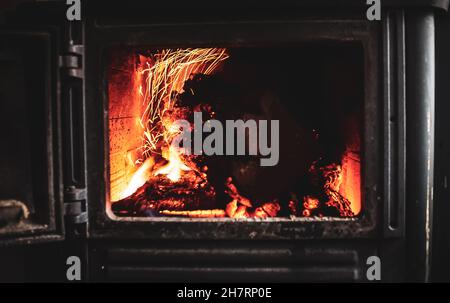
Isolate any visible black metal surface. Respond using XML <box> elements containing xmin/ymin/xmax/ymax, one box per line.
<box><xmin>85</xmin><ymin>0</ymin><xmax>450</xmax><ymax>13</ymax></box>
<box><xmin>405</xmin><ymin>11</ymin><xmax>435</xmax><ymax>282</ymax></box>
<box><xmin>432</xmin><ymin>11</ymin><xmax>450</xmax><ymax>283</ymax></box>
<box><xmin>89</xmin><ymin>240</ymin><xmax>376</xmax><ymax>282</ymax></box>
<box><xmin>383</xmin><ymin>10</ymin><xmax>406</xmax><ymax>238</ymax></box>
<box><xmin>0</xmin><ymin>0</ymin><xmax>442</xmax><ymax>282</ymax></box>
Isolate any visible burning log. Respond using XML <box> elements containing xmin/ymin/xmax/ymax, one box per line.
<box><xmin>305</xmin><ymin>161</ymin><xmax>355</xmax><ymax>217</ymax></box>
<box><xmin>260</xmin><ymin>202</ymin><xmax>281</xmax><ymax>217</ymax></box>
<box><xmin>224</xmin><ymin>177</ymin><xmax>281</xmax><ymax>218</ymax></box>
<box><xmin>301</xmin><ymin>196</ymin><xmax>320</xmax><ymax>217</ymax></box>
<box><xmin>252</xmin><ymin>202</ymin><xmax>281</xmax><ymax>219</ymax></box>
<box><xmin>225</xmin><ymin>200</ymin><xmax>249</xmax><ymax>218</ymax></box>
<box><xmin>325</xmin><ymin>191</ymin><xmax>354</xmax><ymax>217</ymax></box>
<box><xmin>224</xmin><ymin>177</ymin><xmax>252</xmax><ymax>207</ymax></box>
<box><xmin>112</xmin><ymin>158</ymin><xmax>353</xmax><ymax>218</ymax></box>
<box><xmin>111</xmin><ymin>170</ymin><xmax>216</xmax><ymax>216</ymax></box>
<box><xmin>159</xmin><ymin>209</ymin><xmax>226</xmax><ymax>218</ymax></box>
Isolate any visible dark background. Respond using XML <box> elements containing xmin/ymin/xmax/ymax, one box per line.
<box><xmin>430</xmin><ymin>14</ymin><xmax>450</xmax><ymax>283</ymax></box>
<box><xmin>0</xmin><ymin>0</ymin><xmax>449</xmax><ymax>282</ymax></box>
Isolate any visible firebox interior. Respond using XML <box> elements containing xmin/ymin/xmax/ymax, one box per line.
<box><xmin>106</xmin><ymin>43</ymin><xmax>363</xmax><ymax>220</ymax></box>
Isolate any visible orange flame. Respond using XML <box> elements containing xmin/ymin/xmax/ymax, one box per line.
<box><xmin>116</xmin><ymin>48</ymin><xmax>228</xmax><ymax>200</ymax></box>
<box><xmin>153</xmin><ymin>146</ymin><xmax>191</xmax><ymax>182</ymax></box>
<box><xmin>119</xmin><ymin>157</ymin><xmax>154</xmax><ymax>200</ymax></box>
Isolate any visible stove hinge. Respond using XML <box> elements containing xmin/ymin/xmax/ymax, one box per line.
<box><xmin>64</xmin><ymin>186</ymin><xmax>88</xmax><ymax>226</ymax></box>
<box><xmin>59</xmin><ymin>44</ymin><xmax>84</xmax><ymax>79</ymax></box>
<box><xmin>59</xmin><ymin>39</ymin><xmax>88</xmax><ymax>237</ymax></box>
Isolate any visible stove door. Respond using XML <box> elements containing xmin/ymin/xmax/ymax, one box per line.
<box><xmin>0</xmin><ymin>29</ymin><xmax>65</xmax><ymax>245</ymax></box>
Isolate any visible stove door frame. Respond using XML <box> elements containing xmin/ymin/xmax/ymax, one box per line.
<box><xmin>0</xmin><ymin>28</ymin><xmax>65</xmax><ymax>246</ymax></box>
<box><xmin>85</xmin><ymin>16</ymin><xmax>383</xmax><ymax>241</ymax></box>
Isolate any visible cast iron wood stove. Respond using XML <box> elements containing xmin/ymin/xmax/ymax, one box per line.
<box><xmin>0</xmin><ymin>0</ymin><xmax>446</xmax><ymax>282</ymax></box>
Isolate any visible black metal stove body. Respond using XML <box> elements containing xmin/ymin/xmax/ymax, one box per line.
<box><xmin>0</xmin><ymin>0</ymin><xmax>445</xmax><ymax>282</ymax></box>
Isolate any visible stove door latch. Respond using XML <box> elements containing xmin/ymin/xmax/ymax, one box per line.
<box><xmin>64</xmin><ymin>186</ymin><xmax>87</xmax><ymax>225</ymax></box>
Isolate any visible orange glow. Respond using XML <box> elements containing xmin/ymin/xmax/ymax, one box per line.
<box><xmin>118</xmin><ymin>157</ymin><xmax>154</xmax><ymax>200</ymax></box>
<box><xmin>110</xmin><ymin>48</ymin><xmax>228</xmax><ymax>202</ymax></box>
<box><xmin>339</xmin><ymin>151</ymin><xmax>361</xmax><ymax>215</ymax></box>
<box><xmin>153</xmin><ymin>146</ymin><xmax>192</xmax><ymax>182</ymax></box>
<box><xmin>303</xmin><ymin>196</ymin><xmax>319</xmax><ymax>210</ymax></box>
<box><xmin>108</xmin><ymin>47</ymin><xmax>362</xmax><ymax>219</ymax></box>
<box><xmin>129</xmin><ymin>49</ymin><xmax>227</xmax><ymax>188</ymax></box>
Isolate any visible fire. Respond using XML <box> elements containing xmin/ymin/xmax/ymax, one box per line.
<box><xmin>138</xmin><ymin>48</ymin><xmax>229</xmax><ymax>159</ymax></box>
<box><xmin>113</xmin><ymin>48</ymin><xmax>228</xmax><ymax>199</ymax></box>
<box><xmin>109</xmin><ymin>47</ymin><xmax>361</xmax><ymax>219</ymax></box>
<box><xmin>153</xmin><ymin>146</ymin><xmax>191</xmax><ymax>182</ymax></box>
<box><xmin>119</xmin><ymin>157</ymin><xmax>154</xmax><ymax>200</ymax></box>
